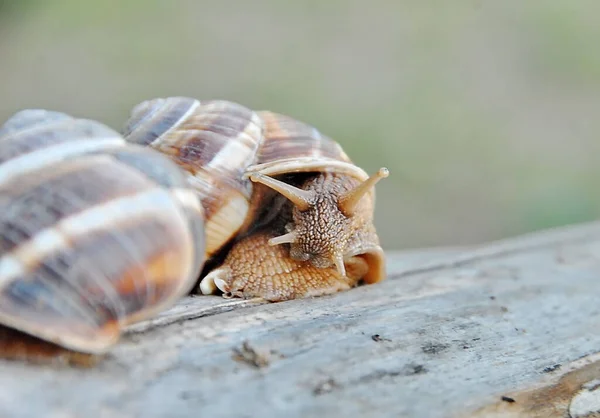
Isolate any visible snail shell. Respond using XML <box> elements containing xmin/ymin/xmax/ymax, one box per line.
<box><xmin>123</xmin><ymin>98</ymin><xmax>264</xmax><ymax>258</ymax></box>
<box><xmin>0</xmin><ymin>109</ymin><xmax>206</xmax><ymax>354</ymax></box>
<box><xmin>123</xmin><ymin>97</ymin><xmax>388</xmax><ymax>301</ymax></box>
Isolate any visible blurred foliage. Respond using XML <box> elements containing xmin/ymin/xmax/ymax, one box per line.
<box><xmin>0</xmin><ymin>0</ymin><xmax>599</xmax><ymax>250</ymax></box>
<box><xmin>0</xmin><ymin>0</ymin><xmax>39</xmax><ymax>20</ymax></box>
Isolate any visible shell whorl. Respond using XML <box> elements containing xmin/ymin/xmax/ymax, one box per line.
<box><xmin>0</xmin><ymin>109</ymin><xmax>70</xmax><ymax>135</ymax></box>
<box><xmin>256</xmin><ymin>111</ymin><xmax>352</xmax><ymax>164</ymax></box>
<box><xmin>0</xmin><ymin>110</ymin><xmax>127</xmax><ymax>187</ymax></box>
<box><xmin>123</xmin><ymin>97</ymin><xmax>264</xmax><ymax>191</ymax></box>
<box><xmin>0</xmin><ymin>109</ymin><xmax>206</xmax><ymax>353</ymax></box>
<box><xmin>123</xmin><ymin>97</ymin><xmax>265</xmax><ymax>257</ymax></box>
<box><xmin>245</xmin><ymin>111</ymin><xmax>369</xmax><ymax>182</ymax></box>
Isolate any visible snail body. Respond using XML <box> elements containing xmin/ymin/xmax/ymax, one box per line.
<box><xmin>122</xmin><ymin>97</ymin><xmax>388</xmax><ymax>301</ymax></box>
<box><xmin>0</xmin><ymin>109</ymin><xmax>205</xmax><ymax>355</ymax></box>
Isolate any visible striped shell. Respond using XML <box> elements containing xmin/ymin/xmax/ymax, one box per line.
<box><xmin>0</xmin><ymin>109</ymin><xmax>206</xmax><ymax>353</ymax></box>
<box><xmin>122</xmin><ymin>97</ymin><xmax>371</xmax><ymax>261</ymax></box>
<box><xmin>248</xmin><ymin>110</ymin><xmax>370</xmax><ymax>180</ymax></box>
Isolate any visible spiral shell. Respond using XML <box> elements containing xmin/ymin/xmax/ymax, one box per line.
<box><xmin>0</xmin><ymin>109</ymin><xmax>206</xmax><ymax>353</ymax></box>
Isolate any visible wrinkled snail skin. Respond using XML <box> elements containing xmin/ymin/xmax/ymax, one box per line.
<box><xmin>0</xmin><ymin>109</ymin><xmax>206</xmax><ymax>357</ymax></box>
<box><xmin>122</xmin><ymin>97</ymin><xmax>389</xmax><ymax>302</ymax></box>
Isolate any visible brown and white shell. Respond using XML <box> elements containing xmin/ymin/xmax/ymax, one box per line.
<box><xmin>0</xmin><ymin>109</ymin><xmax>206</xmax><ymax>354</ymax></box>
<box><xmin>123</xmin><ymin>98</ymin><xmax>265</xmax><ymax>258</ymax></box>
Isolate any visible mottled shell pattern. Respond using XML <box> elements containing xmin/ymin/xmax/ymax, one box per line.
<box><xmin>0</xmin><ymin>110</ymin><xmax>206</xmax><ymax>353</ymax></box>
<box><xmin>122</xmin><ymin>97</ymin><xmax>373</xmax><ymax>261</ymax></box>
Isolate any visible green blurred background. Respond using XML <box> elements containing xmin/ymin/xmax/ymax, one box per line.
<box><xmin>1</xmin><ymin>0</ymin><xmax>599</xmax><ymax>251</ymax></box>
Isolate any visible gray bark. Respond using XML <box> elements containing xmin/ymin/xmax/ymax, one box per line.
<box><xmin>2</xmin><ymin>222</ymin><xmax>600</xmax><ymax>418</ymax></box>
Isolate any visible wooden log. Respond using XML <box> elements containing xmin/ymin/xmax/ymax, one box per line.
<box><xmin>1</xmin><ymin>221</ymin><xmax>600</xmax><ymax>418</ymax></box>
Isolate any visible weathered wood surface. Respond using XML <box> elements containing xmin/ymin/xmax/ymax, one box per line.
<box><xmin>1</xmin><ymin>221</ymin><xmax>600</xmax><ymax>418</ymax></box>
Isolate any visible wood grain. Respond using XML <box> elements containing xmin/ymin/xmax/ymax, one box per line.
<box><xmin>1</xmin><ymin>221</ymin><xmax>600</xmax><ymax>418</ymax></box>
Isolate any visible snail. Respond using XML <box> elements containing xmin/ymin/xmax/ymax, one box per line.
<box><xmin>0</xmin><ymin>97</ymin><xmax>388</xmax><ymax>364</ymax></box>
<box><xmin>122</xmin><ymin>97</ymin><xmax>389</xmax><ymax>302</ymax></box>
<box><xmin>0</xmin><ymin>108</ymin><xmax>206</xmax><ymax>363</ymax></box>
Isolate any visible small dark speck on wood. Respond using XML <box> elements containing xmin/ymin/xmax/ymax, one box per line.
<box><xmin>232</xmin><ymin>341</ymin><xmax>271</xmax><ymax>369</ymax></box>
<box><xmin>421</xmin><ymin>342</ymin><xmax>450</xmax><ymax>355</ymax></box>
<box><xmin>409</xmin><ymin>364</ymin><xmax>427</xmax><ymax>375</ymax></box>
<box><xmin>314</xmin><ymin>378</ymin><xmax>340</xmax><ymax>396</ymax></box>
<box><xmin>543</xmin><ymin>364</ymin><xmax>561</xmax><ymax>373</ymax></box>
<box><xmin>371</xmin><ymin>334</ymin><xmax>391</xmax><ymax>342</ymax></box>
